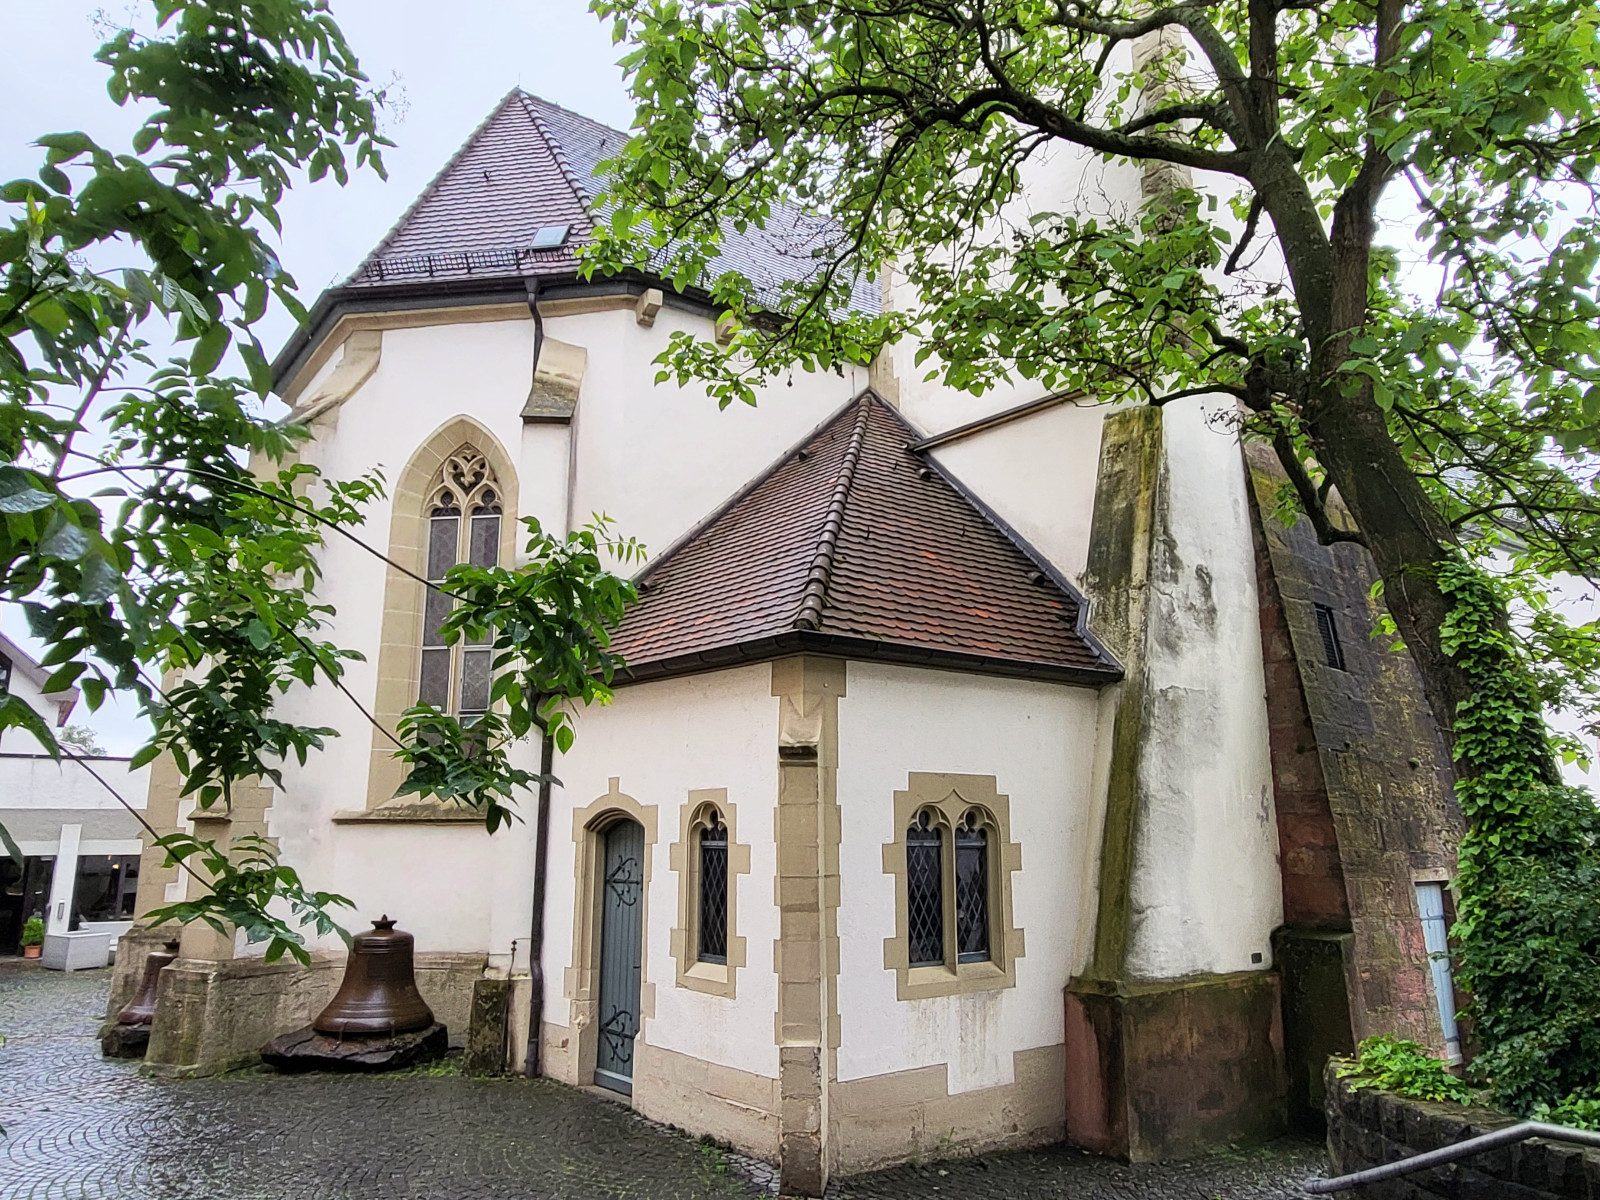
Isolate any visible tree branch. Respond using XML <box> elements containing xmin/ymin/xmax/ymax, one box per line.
<box><xmin>1225</xmin><ymin>194</ymin><xmax>1265</xmax><ymax>274</ymax></box>
<box><xmin>1114</xmin><ymin>100</ymin><xmax>1228</xmax><ymax>138</ymax></box>
<box><xmin>1272</xmin><ymin>432</ymin><xmax>1368</xmax><ymax>546</ymax></box>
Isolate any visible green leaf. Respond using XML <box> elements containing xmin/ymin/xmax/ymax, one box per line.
<box><xmin>78</xmin><ymin>553</ymin><xmax>121</xmax><ymax>604</ymax></box>
<box><xmin>0</xmin><ymin>469</ymin><xmax>54</xmax><ymax>514</ymax></box>
<box><xmin>40</xmin><ymin>522</ymin><xmax>90</xmax><ymax>561</ymax></box>
<box><xmin>189</xmin><ymin>323</ymin><xmax>231</xmax><ymax>376</ymax></box>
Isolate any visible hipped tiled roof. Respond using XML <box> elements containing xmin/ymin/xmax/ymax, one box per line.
<box><xmin>347</xmin><ymin>91</ymin><xmax>878</xmax><ymax>313</ymax></box>
<box><xmin>609</xmin><ymin>392</ymin><xmax>1121</xmax><ymax>685</ymax></box>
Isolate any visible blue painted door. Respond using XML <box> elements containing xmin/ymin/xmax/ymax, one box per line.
<box><xmin>596</xmin><ymin>819</ymin><xmax>644</xmax><ymax>1094</ymax></box>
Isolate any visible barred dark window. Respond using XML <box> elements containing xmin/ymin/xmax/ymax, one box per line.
<box><xmin>1314</xmin><ymin>603</ymin><xmax>1347</xmax><ymax>671</ymax></box>
<box><xmin>697</xmin><ymin>815</ymin><xmax>729</xmax><ymax>963</ymax></box>
<box><xmin>955</xmin><ymin>817</ymin><xmax>990</xmax><ymax>963</ymax></box>
<box><xmin>907</xmin><ymin>812</ymin><xmax>944</xmax><ymax>967</ymax></box>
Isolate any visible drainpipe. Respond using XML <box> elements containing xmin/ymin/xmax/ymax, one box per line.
<box><xmin>522</xmin><ymin>279</ymin><xmax>551</xmax><ymax>1079</ymax></box>
<box><xmin>523</xmin><ymin>720</ymin><xmax>554</xmax><ymax>1076</ymax></box>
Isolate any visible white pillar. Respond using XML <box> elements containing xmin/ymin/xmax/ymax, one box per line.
<box><xmin>45</xmin><ymin>823</ymin><xmax>81</xmax><ymax>935</ymax></box>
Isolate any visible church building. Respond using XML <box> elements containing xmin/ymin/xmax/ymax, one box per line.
<box><xmin>115</xmin><ymin>89</ymin><xmax>1465</xmax><ymax>1195</ymax></box>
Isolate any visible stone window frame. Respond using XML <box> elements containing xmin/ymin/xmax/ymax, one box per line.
<box><xmin>566</xmin><ymin>778</ymin><xmax>658</xmax><ymax>1092</ymax></box>
<box><xmin>361</xmin><ymin>417</ymin><xmax>519</xmax><ymax>814</ymax></box>
<box><xmin>668</xmin><ymin>788</ymin><xmax>750</xmax><ymax>998</ymax></box>
<box><xmin>882</xmin><ymin>773</ymin><xmax>1024</xmax><ymax>1001</ymax></box>
<box><xmin>419</xmin><ymin>446</ymin><xmax>505</xmax><ymax>718</ymax></box>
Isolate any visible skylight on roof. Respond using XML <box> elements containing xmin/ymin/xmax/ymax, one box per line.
<box><xmin>529</xmin><ymin>225</ymin><xmax>570</xmax><ymax>250</ymax></box>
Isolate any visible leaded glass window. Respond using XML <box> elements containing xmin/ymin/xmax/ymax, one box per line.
<box><xmin>419</xmin><ymin>447</ymin><xmax>501</xmax><ymax>715</ymax></box>
<box><xmin>697</xmin><ymin>814</ymin><xmax>729</xmax><ymax>963</ymax></box>
<box><xmin>955</xmin><ymin>815</ymin><xmax>991</xmax><ymax>963</ymax></box>
<box><xmin>906</xmin><ymin>811</ymin><xmax>944</xmax><ymax>967</ymax></box>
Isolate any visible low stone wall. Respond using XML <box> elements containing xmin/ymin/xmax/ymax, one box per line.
<box><xmin>1324</xmin><ymin>1061</ymin><xmax>1600</xmax><ymax>1198</ymax></box>
<box><xmin>142</xmin><ymin>950</ymin><xmax>489</xmax><ymax>1078</ymax></box>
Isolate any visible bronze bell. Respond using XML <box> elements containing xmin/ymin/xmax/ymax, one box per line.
<box><xmin>313</xmin><ymin>915</ymin><xmax>434</xmax><ymax>1036</ymax></box>
<box><xmin>117</xmin><ymin>939</ymin><xmax>180</xmax><ymax>1026</ymax></box>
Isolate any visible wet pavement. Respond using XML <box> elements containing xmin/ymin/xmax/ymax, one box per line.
<box><xmin>0</xmin><ymin>962</ymin><xmax>1328</xmax><ymax>1199</ymax></box>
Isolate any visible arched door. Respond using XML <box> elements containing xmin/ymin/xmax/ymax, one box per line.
<box><xmin>595</xmin><ymin>818</ymin><xmax>644</xmax><ymax>1094</ymax></box>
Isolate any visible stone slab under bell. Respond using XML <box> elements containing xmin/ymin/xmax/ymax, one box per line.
<box><xmin>260</xmin><ymin>1022</ymin><xmax>448</xmax><ymax>1073</ymax></box>
<box><xmin>101</xmin><ymin>1023</ymin><xmax>152</xmax><ymax>1059</ymax></box>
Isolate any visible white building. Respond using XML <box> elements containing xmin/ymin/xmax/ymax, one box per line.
<box><xmin>122</xmin><ymin>91</ymin><xmax>1465</xmax><ymax>1190</ymax></box>
<box><xmin>0</xmin><ymin>631</ymin><xmax>148</xmax><ymax>956</ymax></box>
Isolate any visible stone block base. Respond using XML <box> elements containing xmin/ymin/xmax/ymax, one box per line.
<box><xmin>142</xmin><ymin>950</ymin><xmax>488</xmax><ymax>1078</ymax></box>
<box><xmin>262</xmin><ymin>1023</ymin><xmax>448</xmax><ymax>1072</ymax></box>
<box><xmin>462</xmin><ymin>977</ymin><xmax>509</xmax><ymax>1076</ymax></box>
<box><xmin>101</xmin><ymin>1022</ymin><xmax>151</xmax><ymax>1059</ymax></box>
<box><xmin>1064</xmin><ymin>971</ymin><xmax>1285</xmax><ymax>1161</ymax></box>
<box><xmin>103</xmin><ymin>925</ymin><xmax>174</xmax><ymax>1021</ymax></box>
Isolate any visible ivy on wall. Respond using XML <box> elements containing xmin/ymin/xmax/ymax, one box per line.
<box><xmin>1438</xmin><ymin>562</ymin><xmax>1600</xmax><ymax>1115</ymax></box>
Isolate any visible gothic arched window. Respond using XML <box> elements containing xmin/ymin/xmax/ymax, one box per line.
<box><xmin>419</xmin><ymin>447</ymin><xmax>502</xmax><ymax>716</ymax></box>
<box><xmin>697</xmin><ymin>810</ymin><xmax>729</xmax><ymax>964</ymax></box>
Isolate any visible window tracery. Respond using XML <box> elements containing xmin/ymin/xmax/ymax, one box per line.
<box><xmin>420</xmin><ymin>446</ymin><xmax>502</xmax><ymax>716</ymax></box>
<box><xmin>884</xmin><ymin>774</ymin><xmax>1022</xmax><ymax>1000</ymax></box>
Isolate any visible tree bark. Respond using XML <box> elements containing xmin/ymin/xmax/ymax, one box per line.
<box><xmin>1306</xmin><ymin>379</ymin><xmax>1478</xmax><ymax>770</ymax></box>
<box><xmin>1243</xmin><ymin>126</ymin><xmax>1486</xmax><ymax>777</ymax></box>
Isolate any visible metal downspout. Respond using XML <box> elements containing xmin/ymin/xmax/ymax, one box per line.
<box><xmin>524</xmin><ymin>726</ymin><xmax>554</xmax><ymax>1077</ymax></box>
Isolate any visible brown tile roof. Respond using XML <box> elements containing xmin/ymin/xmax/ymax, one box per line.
<box><xmin>346</xmin><ymin>91</ymin><xmax>878</xmax><ymax>313</ymax></box>
<box><xmin>609</xmin><ymin>392</ymin><xmax>1121</xmax><ymax>686</ymax></box>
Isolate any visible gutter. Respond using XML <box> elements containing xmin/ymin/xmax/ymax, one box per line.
<box><xmin>271</xmin><ymin>269</ymin><xmax>741</xmax><ymax>398</ymax></box>
<box><xmin>905</xmin><ymin>389</ymin><xmax>1090</xmax><ymax>453</ymax></box>
<box><xmin>613</xmin><ymin>629</ymin><xmax>1123</xmax><ymax>689</ymax></box>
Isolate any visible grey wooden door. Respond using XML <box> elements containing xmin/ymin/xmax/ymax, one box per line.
<box><xmin>595</xmin><ymin>819</ymin><xmax>644</xmax><ymax>1095</ymax></box>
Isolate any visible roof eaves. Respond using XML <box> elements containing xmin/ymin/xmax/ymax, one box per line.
<box><xmin>614</xmin><ymin>629</ymin><xmax>1122</xmax><ymax>688</ymax></box>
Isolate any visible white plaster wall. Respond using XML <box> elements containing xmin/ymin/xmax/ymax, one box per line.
<box><xmin>0</xmin><ymin>642</ymin><xmax>69</xmax><ymax>744</ymax></box>
<box><xmin>834</xmin><ymin>662</ymin><xmax>1103</xmax><ymax>1092</ymax></box>
<box><xmin>549</xmin><ymin>305</ymin><xmax>867</xmax><ymax>567</ymax></box>
<box><xmin>1122</xmin><ymin>396</ymin><xmax>1282</xmax><ymax>979</ymax></box>
<box><xmin>0</xmin><ymin>756</ymin><xmax>150</xmax><ymax>810</ymax></box>
<box><xmin>928</xmin><ymin>400</ymin><xmax>1107</xmax><ymax>582</ymax></box>
<box><xmin>544</xmin><ymin>663</ymin><xmax>782</xmax><ymax>1081</ymax></box>
<box><xmin>268</xmin><ymin>315</ymin><xmax>545</xmax><ymax>955</ymax></box>
<box><xmin>263</xmin><ymin>296</ymin><xmax>860</xmax><ymax>964</ymax></box>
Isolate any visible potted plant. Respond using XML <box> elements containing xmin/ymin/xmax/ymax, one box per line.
<box><xmin>20</xmin><ymin>916</ymin><xmax>44</xmax><ymax>960</ymax></box>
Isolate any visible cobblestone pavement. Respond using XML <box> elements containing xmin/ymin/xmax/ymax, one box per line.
<box><xmin>0</xmin><ymin>963</ymin><xmax>1330</xmax><ymax>1200</ymax></box>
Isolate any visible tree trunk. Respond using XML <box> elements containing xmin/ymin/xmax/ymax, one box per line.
<box><xmin>1306</xmin><ymin>381</ymin><xmax>1478</xmax><ymax>771</ymax></box>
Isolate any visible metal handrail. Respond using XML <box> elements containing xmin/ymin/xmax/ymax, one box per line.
<box><xmin>1305</xmin><ymin>1120</ymin><xmax>1600</xmax><ymax>1193</ymax></box>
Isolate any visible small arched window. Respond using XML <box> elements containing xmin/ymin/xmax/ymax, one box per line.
<box><xmin>419</xmin><ymin>447</ymin><xmax>502</xmax><ymax>716</ymax></box>
<box><xmin>905</xmin><ymin>808</ymin><xmax>994</xmax><ymax>970</ymax></box>
<box><xmin>906</xmin><ymin>810</ymin><xmax>945</xmax><ymax>967</ymax></box>
<box><xmin>697</xmin><ymin>811</ymin><xmax>729</xmax><ymax>963</ymax></box>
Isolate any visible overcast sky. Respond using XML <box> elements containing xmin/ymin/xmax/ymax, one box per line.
<box><xmin>1</xmin><ymin>1</ymin><xmax>632</xmax><ymax>752</ymax></box>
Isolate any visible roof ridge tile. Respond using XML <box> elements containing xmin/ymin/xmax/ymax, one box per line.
<box><xmin>514</xmin><ymin>90</ymin><xmax>598</xmax><ymax>235</ymax></box>
<box><xmin>792</xmin><ymin>395</ymin><xmax>874</xmax><ymax>631</ymax></box>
